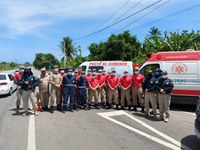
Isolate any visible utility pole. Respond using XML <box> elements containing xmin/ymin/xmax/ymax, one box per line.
<box><xmin>63</xmin><ymin>41</ymin><xmax>66</xmax><ymax>68</ymax></box>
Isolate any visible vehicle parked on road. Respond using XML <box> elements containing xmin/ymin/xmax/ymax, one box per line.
<box><xmin>139</xmin><ymin>50</ymin><xmax>200</xmax><ymax>105</ymax></box>
<box><xmin>195</xmin><ymin>97</ymin><xmax>200</xmax><ymax>140</ymax></box>
<box><xmin>0</xmin><ymin>73</ymin><xmax>17</xmax><ymax>96</ymax></box>
<box><xmin>79</xmin><ymin>61</ymin><xmax>133</xmax><ymax>77</ymax></box>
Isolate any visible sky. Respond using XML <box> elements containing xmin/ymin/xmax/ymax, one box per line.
<box><xmin>0</xmin><ymin>0</ymin><xmax>200</xmax><ymax>64</ymax></box>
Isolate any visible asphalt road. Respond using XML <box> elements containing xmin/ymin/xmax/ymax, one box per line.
<box><xmin>0</xmin><ymin>68</ymin><xmax>199</xmax><ymax>150</ymax></box>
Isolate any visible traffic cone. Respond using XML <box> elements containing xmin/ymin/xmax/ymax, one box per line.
<box><xmin>37</xmin><ymin>97</ymin><xmax>41</xmax><ymax>111</ymax></box>
<box><xmin>36</xmin><ymin>93</ymin><xmax>41</xmax><ymax>111</ymax></box>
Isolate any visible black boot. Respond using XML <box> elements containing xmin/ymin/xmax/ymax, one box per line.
<box><xmin>45</xmin><ymin>106</ymin><xmax>50</xmax><ymax>111</ymax></box>
<box><xmin>50</xmin><ymin>106</ymin><xmax>54</xmax><ymax>113</ymax></box>
<box><xmin>128</xmin><ymin>105</ymin><xmax>131</xmax><ymax>111</ymax></box>
<box><xmin>88</xmin><ymin>104</ymin><xmax>91</xmax><ymax>110</ymax></box>
<box><xmin>116</xmin><ymin>104</ymin><xmax>119</xmax><ymax>110</ymax></box>
<box><xmin>141</xmin><ymin>107</ymin><xmax>145</xmax><ymax>113</ymax></box>
<box><xmin>57</xmin><ymin>104</ymin><xmax>61</xmax><ymax>111</ymax></box>
<box><xmin>133</xmin><ymin>106</ymin><xmax>138</xmax><ymax>112</ymax></box>
<box><xmin>107</xmin><ymin>103</ymin><xmax>111</xmax><ymax>109</ymax></box>
<box><xmin>121</xmin><ymin>106</ymin><xmax>124</xmax><ymax>110</ymax></box>
<box><xmin>95</xmin><ymin>104</ymin><xmax>100</xmax><ymax>110</ymax></box>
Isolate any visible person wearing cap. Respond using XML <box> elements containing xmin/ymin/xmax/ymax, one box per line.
<box><xmin>62</xmin><ymin>68</ymin><xmax>76</xmax><ymax>112</ymax></box>
<box><xmin>14</xmin><ymin>65</ymin><xmax>25</xmax><ymax>112</ymax></box>
<box><xmin>120</xmin><ymin>70</ymin><xmax>132</xmax><ymax>110</ymax></box>
<box><xmin>157</xmin><ymin>70</ymin><xmax>174</xmax><ymax>122</ymax></box>
<box><xmin>142</xmin><ymin>70</ymin><xmax>157</xmax><ymax>118</ymax></box>
<box><xmin>106</xmin><ymin>70</ymin><xmax>120</xmax><ymax>109</ymax></box>
<box><xmin>38</xmin><ymin>67</ymin><xmax>50</xmax><ymax>111</ymax></box>
<box><xmin>17</xmin><ymin>67</ymin><xmax>39</xmax><ymax>116</ymax></box>
<box><xmin>96</xmin><ymin>69</ymin><xmax>106</xmax><ymax>107</ymax></box>
<box><xmin>88</xmin><ymin>73</ymin><xmax>100</xmax><ymax>109</ymax></box>
<box><xmin>132</xmin><ymin>67</ymin><xmax>145</xmax><ymax>112</ymax></box>
<box><xmin>92</xmin><ymin>68</ymin><xmax>97</xmax><ymax>75</ymax></box>
<box><xmin>76</xmin><ymin>71</ymin><xmax>88</xmax><ymax>111</ymax></box>
<box><xmin>49</xmin><ymin>65</ymin><xmax>62</xmax><ymax>113</ymax></box>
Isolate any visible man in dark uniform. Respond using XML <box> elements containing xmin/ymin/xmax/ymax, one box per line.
<box><xmin>17</xmin><ymin>67</ymin><xmax>39</xmax><ymax>116</ymax></box>
<box><xmin>154</xmin><ymin>68</ymin><xmax>162</xmax><ymax>110</ymax></box>
<box><xmin>142</xmin><ymin>70</ymin><xmax>157</xmax><ymax>117</ymax></box>
<box><xmin>77</xmin><ymin>71</ymin><xmax>88</xmax><ymax>111</ymax></box>
<box><xmin>157</xmin><ymin>70</ymin><xmax>174</xmax><ymax>122</ymax></box>
<box><xmin>62</xmin><ymin>68</ymin><xmax>76</xmax><ymax>112</ymax></box>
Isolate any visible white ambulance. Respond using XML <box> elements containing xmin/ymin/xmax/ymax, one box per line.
<box><xmin>79</xmin><ymin>61</ymin><xmax>133</xmax><ymax>77</ymax></box>
<box><xmin>139</xmin><ymin>50</ymin><xmax>200</xmax><ymax>105</ymax></box>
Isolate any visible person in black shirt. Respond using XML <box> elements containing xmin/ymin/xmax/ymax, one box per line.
<box><xmin>157</xmin><ymin>70</ymin><xmax>174</xmax><ymax>122</ymax></box>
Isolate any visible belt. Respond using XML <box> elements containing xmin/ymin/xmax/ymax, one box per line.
<box><xmin>78</xmin><ymin>86</ymin><xmax>86</xmax><ymax>88</ymax></box>
<box><xmin>65</xmin><ymin>84</ymin><xmax>74</xmax><ymax>87</ymax></box>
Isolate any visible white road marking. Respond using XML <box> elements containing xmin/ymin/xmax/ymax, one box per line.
<box><xmin>27</xmin><ymin>115</ymin><xmax>36</xmax><ymax>150</ymax></box>
<box><xmin>97</xmin><ymin>111</ymin><xmax>191</xmax><ymax>150</ymax></box>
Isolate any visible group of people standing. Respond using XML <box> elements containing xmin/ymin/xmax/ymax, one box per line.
<box><xmin>14</xmin><ymin>65</ymin><xmax>174</xmax><ymax>122</ymax></box>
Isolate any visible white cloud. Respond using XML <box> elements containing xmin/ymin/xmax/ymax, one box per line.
<box><xmin>0</xmin><ymin>0</ymin><xmax>181</xmax><ymax>38</ymax></box>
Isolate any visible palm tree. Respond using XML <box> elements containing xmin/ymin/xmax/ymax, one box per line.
<box><xmin>148</xmin><ymin>26</ymin><xmax>162</xmax><ymax>39</ymax></box>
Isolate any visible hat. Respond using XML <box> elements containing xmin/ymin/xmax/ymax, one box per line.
<box><xmin>74</xmin><ymin>70</ymin><xmax>78</xmax><ymax>73</ymax></box>
<box><xmin>135</xmin><ymin>67</ymin><xmax>139</xmax><ymax>71</ymax></box>
<box><xmin>108</xmin><ymin>70</ymin><xmax>112</xmax><ymax>74</ymax></box>
<box><xmin>41</xmin><ymin>67</ymin><xmax>46</xmax><ymax>71</ymax></box>
<box><xmin>68</xmin><ymin>68</ymin><xmax>73</xmax><ymax>72</ymax></box>
<box><xmin>124</xmin><ymin>70</ymin><xmax>128</xmax><ymax>73</ymax></box>
<box><xmin>98</xmin><ymin>69</ymin><xmax>103</xmax><ymax>72</ymax></box>
<box><xmin>25</xmin><ymin>67</ymin><xmax>31</xmax><ymax>70</ymax></box>
<box><xmin>53</xmin><ymin>65</ymin><xmax>58</xmax><ymax>68</ymax></box>
<box><xmin>92</xmin><ymin>68</ymin><xmax>96</xmax><ymax>72</ymax></box>
<box><xmin>19</xmin><ymin>65</ymin><xmax>25</xmax><ymax>69</ymax></box>
<box><xmin>155</xmin><ymin>68</ymin><xmax>162</xmax><ymax>72</ymax></box>
<box><xmin>82</xmin><ymin>71</ymin><xmax>85</xmax><ymax>74</ymax></box>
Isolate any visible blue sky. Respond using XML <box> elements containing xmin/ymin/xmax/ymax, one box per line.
<box><xmin>0</xmin><ymin>0</ymin><xmax>200</xmax><ymax>64</ymax></box>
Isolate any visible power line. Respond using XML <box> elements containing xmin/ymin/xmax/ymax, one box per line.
<box><xmin>113</xmin><ymin>0</ymin><xmax>144</xmax><ymax>23</ymax></box>
<box><xmin>82</xmin><ymin>0</ymin><xmax>132</xmax><ymax>44</ymax></box>
<box><xmin>115</xmin><ymin>0</ymin><xmax>170</xmax><ymax>34</ymax></box>
<box><xmin>97</xmin><ymin>0</ymin><xmax>132</xmax><ymax>28</ymax></box>
<box><xmin>138</xmin><ymin>3</ymin><xmax>200</xmax><ymax>29</ymax></box>
<box><xmin>177</xmin><ymin>19</ymin><xmax>200</xmax><ymax>31</ymax></box>
<box><xmin>75</xmin><ymin>0</ymin><xmax>163</xmax><ymax>41</ymax></box>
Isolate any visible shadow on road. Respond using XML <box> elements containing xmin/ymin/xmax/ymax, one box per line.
<box><xmin>9</xmin><ymin>107</ymin><xmax>23</xmax><ymax>116</ymax></box>
<box><xmin>0</xmin><ymin>95</ymin><xmax>9</xmax><ymax>98</ymax></box>
<box><xmin>181</xmin><ymin>135</ymin><xmax>200</xmax><ymax>150</ymax></box>
<box><xmin>171</xmin><ymin>104</ymin><xmax>196</xmax><ymax>112</ymax></box>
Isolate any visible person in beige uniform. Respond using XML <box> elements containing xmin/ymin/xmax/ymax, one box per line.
<box><xmin>38</xmin><ymin>67</ymin><xmax>50</xmax><ymax>112</ymax></box>
<box><xmin>49</xmin><ymin>65</ymin><xmax>62</xmax><ymax>113</ymax></box>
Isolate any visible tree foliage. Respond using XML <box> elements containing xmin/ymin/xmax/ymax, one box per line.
<box><xmin>33</xmin><ymin>53</ymin><xmax>60</xmax><ymax>70</ymax></box>
<box><xmin>144</xmin><ymin>30</ymin><xmax>200</xmax><ymax>53</ymax></box>
<box><xmin>88</xmin><ymin>31</ymin><xmax>142</xmax><ymax>63</ymax></box>
<box><xmin>0</xmin><ymin>62</ymin><xmax>19</xmax><ymax>70</ymax></box>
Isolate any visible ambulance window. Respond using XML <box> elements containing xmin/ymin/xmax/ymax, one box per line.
<box><xmin>140</xmin><ymin>64</ymin><xmax>160</xmax><ymax>77</ymax></box>
<box><xmin>81</xmin><ymin>66</ymin><xmax>86</xmax><ymax>71</ymax></box>
<box><xmin>89</xmin><ymin>66</ymin><xmax>104</xmax><ymax>72</ymax></box>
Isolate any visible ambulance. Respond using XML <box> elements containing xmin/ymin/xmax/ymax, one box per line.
<box><xmin>78</xmin><ymin>61</ymin><xmax>133</xmax><ymax>77</ymax></box>
<box><xmin>139</xmin><ymin>50</ymin><xmax>200</xmax><ymax>105</ymax></box>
